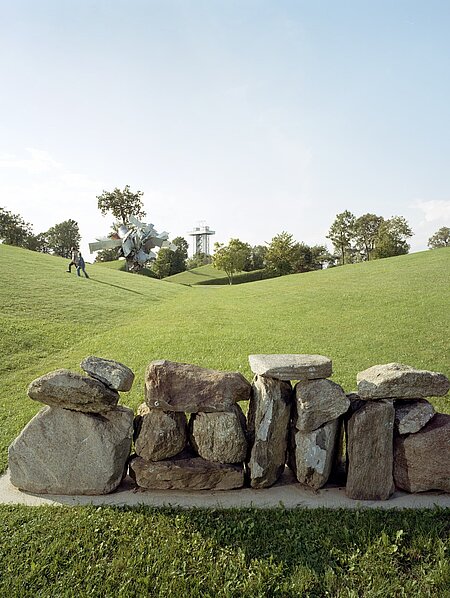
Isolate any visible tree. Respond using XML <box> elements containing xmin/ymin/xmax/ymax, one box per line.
<box><xmin>327</xmin><ymin>211</ymin><xmax>356</xmax><ymax>265</ymax></box>
<box><xmin>45</xmin><ymin>220</ymin><xmax>81</xmax><ymax>258</ymax></box>
<box><xmin>95</xmin><ymin>247</ymin><xmax>120</xmax><ymax>262</ymax></box>
<box><xmin>186</xmin><ymin>252</ymin><xmax>212</xmax><ymax>269</ymax></box>
<box><xmin>243</xmin><ymin>245</ymin><xmax>268</xmax><ymax>271</ymax></box>
<box><xmin>212</xmin><ymin>239</ymin><xmax>251</xmax><ymax>284</ymax></box>
<box><xmin>310</xmin><ymin>245</ymin><xmax>333</xmax><ymax>269</ymax></box>
<box><xmin>152</xmin><ymin>236</ymin><xmax>189</xmax><ymax>278</ymax></box>
<box><xmin>291</xmin><ymin>242</ymin><xmax>313</xmax><ymax>273</ymax></box>
<box><xmin>428</xmin><ymin>227</ymin><xmax>450</xmax><ymax>249</ymax></box>
<box><xmin>265</xmin><ymin>232</ymin><xmax>299</xmax><ymax>275</ymax></box>
<box><xmin>354</xmin><ymin>213</ymin><xmax>384</xmax><ymax>261</ymax></box>
<box><xmin>373</xmin><ymin>216</ymin><xmax>413</xmax><ymax>259</ymax></box>
<box><xmin>25</xmin><ymin>232</ymin><xmax>49</xmax><ymax>253</ymax></box>
<box><xmin>0</xmin><ymin>207</ymin><xmax>33</xmax><ymax>247</ymax></box>
<box><xmin>96</xmin><ymin>185</ymin><xmax>146</xmax><ymax>225</ymax></box>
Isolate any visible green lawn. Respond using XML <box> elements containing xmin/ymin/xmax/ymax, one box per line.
<box><xmin>1</xmin><ymin>243</ymin><xmax>449</xmax><ymax>596</ymax></box>
<box><xmin>164</xmin><ymin>263</ymin><xmax>271</xmax><ymax>285</ymax></box>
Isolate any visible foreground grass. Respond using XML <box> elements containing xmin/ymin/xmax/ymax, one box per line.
<box><xmin>1</xmin><ymin>505</ymin><xmax>449</xmax><ymax>597</ymax></box>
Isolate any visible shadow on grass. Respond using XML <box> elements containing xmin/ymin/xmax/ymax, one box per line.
<box><xmin>89</xmin><ymin>279</ymin><xmax>145</xmax><ymax>296</ymax></box>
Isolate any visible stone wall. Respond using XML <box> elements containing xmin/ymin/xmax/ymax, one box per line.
<box><xmin>8</xmin><ymin>355</ymin><xmax>450</xmax><ymax>499</ymax></box>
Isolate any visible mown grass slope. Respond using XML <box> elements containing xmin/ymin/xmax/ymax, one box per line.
<box><xmin>164</xmin><ymin>263</ymin><xmax>270</xmax><ymax>285</ymax></box>
<box><xmin>1</xmin><ymin>244</ymin><xmax>450</xmax><ymax>597</ymax></box>
<box><xmin>1</xmin><ymin>244</ymin><xmax>449</xmax><ymax>472</ymax></box>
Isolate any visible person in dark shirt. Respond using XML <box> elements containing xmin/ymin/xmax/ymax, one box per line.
<box><xmin>76</xmin><ymin>254</ymin><xmax>89</xmax><ymax>278</ymax></box>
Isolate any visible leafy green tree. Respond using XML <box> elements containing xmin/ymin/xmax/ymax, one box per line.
<box><xmin>327</xmin><ymin>211</ymin><xmax>356</xmax><ymax>265</ymax></box>
<box><xmin>354</xmin><ymin>213</ymin><xmax>385</xmax><ymax>261</ymax></box>
<box><xmin>45</xmin><ymin>219</ymin><xmax>81</xmax><ymax>258</ymax></box>
<box><xmin>243</xmin><ymin>245</ymin><xmax>268</xmax><ymax>271</ymax></box>
<box><xmin>152</xmin><ymin>237</ymin><xmax>189</xmax><ymax>278</ymax></box>
<box><xmin>310</xmin><ymin>245</ymin><xmax>333</xmax><ymax>269</ymax></box>
<box><xmin>95</xmin><ymin>247</ymin><xmax>120</xmax><ymax>262</ymax></box>
<box><xmin>0</xmin><ymin>207</ymin><xmax>33</xmax><ymax>247</ymax></box>
<box><xmin>96</xmin><ymin>185</ymin><xmax>146</xmax><ymax>225</ymax></box>
<box><xmin>292</xmin><ymin>242</ymin><xmax>313</xmax><ymax>273</ymax></box>
<box><xmin>373</xmin><ymin>216</ymin><xmax>413</xmax><ymax>259</ymax></box>
<box><xmin>428</xmin><ymin>227</ymin><xmax>450</xmax><ymax>249</ymax></box>
<box><xmin>25</xmin><ymin>232</ymin><xmax>49</xmax><ymax>253</ymax></box>
<box><xmin>265</xmin><ymin>232</ymin><xmax>299</xmax><ymax>275</ymax></box>
<box><xmin>186</xmin><ymin>252</ymin><xmax>212</xmax><ymax>269</ymax></box>
<box><xmin>212</xmin><ymin>239</ymin><xmax>251</xmax><ymax>284</ymax></box>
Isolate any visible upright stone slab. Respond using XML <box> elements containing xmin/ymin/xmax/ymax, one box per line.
<box><xmin>346</xmin><ymin>400</ymin><xmax>395</xmax><ymax>500</ymax></box>
<box><xmin>247</xmin><ymin>375</ymin><xmax>292</xmax><ymax>488</ymax></box>
<box><xmin>189</xmin><ymin>405</ymin><xmax>247</xmax><ymax>463</ymax></box>
<box><xmin>129</xmin><ymin>453</ymin><xmax>244</xmax><ymax>490</ymax></box>
<box><xmin>27</xmin><ymin>369</ymin><xmax>119</xmax><ymax>413</ymax></box>
<box><xmin>81</xmin><ymin>356</ymin><xmax>135</xmax><ymax>391</ymax></box>
<box><xmin>394</xmin><ymin>413</ymin><xmax>450</xmax><ymax>492</ymax></box>
<box><xmin>394</xmin><ymin>399</ymin><xmax>435</xmax><ymax>435</ymax></box>
<box><xmin>134</xmin><ymin>403</ymin><xmax>187</xmax><ymax>461</ymax></box>
<box><xmin>249</xmin><ymin>354</ymin><xmax>332</xmax><ymax>381</ymax></box>
<box><xmin>289</xmin><ymin>418</ymin><xmax>340</xmax><ymax>490</ymax></box>
<box><xmin>294</xmin><ymin>379</ymin><xmax>350</xmax><ymax>432</ymax></box>
<box><xmin>357</xmin><ymin>363</ymin><xmax>450</xmax><ymax>399</ymax></box>
<box><xmin>8</xmin><ymin>405</ymin><xmax>134</xmax><ymax>495</ymax></box>
<box><xmin>145</xmin><ymin>360</ymin><xmax>251</xmax><ymax>412</ymax></box>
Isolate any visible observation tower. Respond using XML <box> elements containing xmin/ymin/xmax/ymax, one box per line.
<box><xmin>188</xmin><ymin>222</ymin><xmax>215</xmax><ymax>256</ymax></box>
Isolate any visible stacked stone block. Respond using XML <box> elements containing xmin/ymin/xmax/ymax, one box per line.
<box><xmin>247</xmin><ymin>354</ymin><xmax>349</xmax><ymax>490</ymax></box>
<box><xmin>8</xmin><ymin>356</ymin><xmax>135</xmax><ymax>495</ymax></box>
<box><xmin>346</xmin><ymin>363</ymin><xmax>450</xmax><ymax>500</ymax></box>
<box><xmin>129</xmin><ymin>360</ymin><xmax>251</xmax><ymax>490</ymax></box>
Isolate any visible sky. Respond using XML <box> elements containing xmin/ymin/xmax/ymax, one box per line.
<box><xmin>1</xmin><ymin>0</ymin><xmax>450</xmax><ymax>260</ymax></box>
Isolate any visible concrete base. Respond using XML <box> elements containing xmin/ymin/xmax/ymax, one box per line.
<box><xmin>1</xmin><ymin>469</ymin><xmax>449</xmax><ymax>509</ymax></box>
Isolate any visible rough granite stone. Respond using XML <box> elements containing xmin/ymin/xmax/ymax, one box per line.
<box><xmin>394</xmin><ymin>399</ymin><xmax>435</xmax><ymax>435</ymax></box>
<box><xmin>8</xmin><ymin>405</ymin><xmax>134</xmax><ymax>495</ymax></box>
<box><xmin>247</xmin><ymin>375</ymin><xmax>293</xmax><ymax>488</ymax></box>
<box><xmin>346</xmin><ymin>400</ymin><xmax>395</xmax><ymax>500</ymax></box>
<box><xmin>145</xmin><ymin>360</ymin><xmax>251</xmax><ymax>412</ymax></box>
<box><xmin>129</xmin><ymin>452</ymin><xmax>244</xmax><ymax>490</ymax></box>
<box><xmin>134</xmin><ymin>403</ymin><xmax>187</xmax><ymax>461</ymax></box>
<box><xmin>294</xmin><ymin>378</ymin><xmax>350</xmax><ymax>432</ymax></box>
<box><xmin>27</xmin><ymin>369</ymin><xmax>119</xmax><ymax>413</ymax></box>
<box><xmin>289</xmin><ymin>418</ymin><xmax>340</xmax><ymax>490</ymax></box>
<box><xmin>189</xmin><ymin>405</ymin><xmax>247</xmax><ymax>463</ymax></box>
<box><xmin>80</xmin><ymin>356</ymin><xmax>135</xmax><ymax>391</ymax></box>
<box><xmin>357</xmin><ymin>363</ymin><xmax>450</xmax><ymax>399</ymax></box>
<box><xmin>248</xmin><ymin>354</ymin><xmax>332</xmax><ymax>381</ymax></box>
<box><xmin>394</xmin><ymin>413</ymin><xmax>450</xmax><ymax>493</ymax></box>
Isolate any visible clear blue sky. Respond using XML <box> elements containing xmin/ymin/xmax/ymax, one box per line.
<box><xmin>1</xmin><ymin>0</ymin><xmax>449</xmax><ymax>259</ymax></box>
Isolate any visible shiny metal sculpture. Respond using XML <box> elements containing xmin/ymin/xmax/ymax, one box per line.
<box><xmin>89</xmin><ymin>216</ymin><xmax>177</xmax><ymax>272</ymax></box>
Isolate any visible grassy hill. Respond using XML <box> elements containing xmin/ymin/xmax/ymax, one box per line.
<box><xmin>1</xmin><ymin>244</ymin><xmax>449</xmax><ymax>596</ymax></box>
<box><xmin>1</xmin><ymin>243</ymin><xmax>449</xmax><ymax>473</ymax></box>
<box><xmin>164</xmin><ymin>263</ymin><xmax>271</xmax><ymax>285</ymax></box>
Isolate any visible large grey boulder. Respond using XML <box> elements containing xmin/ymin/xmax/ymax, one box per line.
<box><xmin>289</xmin><ymin>418</ymin><xmax>340</xmax><ymax>490</ymax></box>
<box><xmin>346</xmin><ymin>400</ymin><xmax>395</xmax><ymax>500</ymax></box>
<box><xmin>357</xmin><ymin>363</ymin><xmax>450</xmax><ymax>399</ymax></box>
<box><xmin>145</xmin><ymin>360</ymin><xmax>251</xmax><ymax>412</ymax></box>
<box><xmin>394</xmin><ymin>399</ymin><xmax>435</xmax><ymax>435</ymax></box>
<box><xmin>129</xmin><ymin>453</ymin><xmax>244</xmax><ymax>490</ymax></box>
<box><xmin>27</xmin><ymin>369</ymin><xmax>119</xmax><ymax>413</ymax></box>
<box><xmin>394</xmin><ymin>413</ymin><xmax>450</xmax><ymax>493</ymax></box>
<box><xmin>248</xmin><ymin>354</ymin><xmax>332</xmax><ymax>381</ymax></box>
<box><xmin>8</xmin><ymin>405</ymin><xmax>133</xmax><ymax>495</ymax></box>
<box><xmin>189</xmin><ymin>405</ymin><xmax>247</xmax><ymax>463</ymax></box>
<box><xmin>294</xmin><ymin>379</ymin><xmax>350</xmax><ymax>432</ymax></box>
<box><xmin>247</xmin><ymin>375</ymin><xmax>292</xmax><ymax>488</ymax></box>
<box><xmin>80</xmin><ymin>356</ymin><xmax>135</xmax><ymax>392</ymax></box>
<box><xmin>134</xmin><ymin>403</ymin><xmax>187</xmax><ymax>461</ymax></box>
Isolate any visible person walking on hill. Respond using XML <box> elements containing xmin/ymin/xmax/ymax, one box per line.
<box><xmin>77</xmin><ymin>253</ymin><xmax>90</xmax><ymax>278</ymax></box>
<box><xmin>66</xmin><ymin>247</ymin><xmax>80</xmax><ymax>273</ymax></box>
